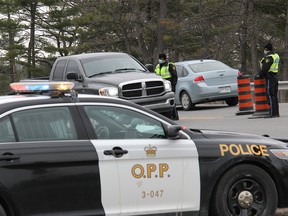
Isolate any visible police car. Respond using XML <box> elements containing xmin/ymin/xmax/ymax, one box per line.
<box><xmin>0</xmin><ymin>81</ymin><xmax>288</xmax><ymax>216</ymax></box>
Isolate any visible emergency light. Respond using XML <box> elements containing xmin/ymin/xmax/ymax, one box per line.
<box><xmin>10</xmin><ymin>81</ymin><xmax>74</xmax><ymax>92</ymax></box>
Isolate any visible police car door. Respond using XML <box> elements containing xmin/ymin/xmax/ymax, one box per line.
<box><xmin>81</xmin><ymin>104</ymin><xmax>201</xmax><ymax>215</ymax></box>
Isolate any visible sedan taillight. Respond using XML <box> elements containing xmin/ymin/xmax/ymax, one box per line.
<box><xmin>194</xmin><ymin>75</ymin><xmax>205</xmax><ymax>83</ymax></box>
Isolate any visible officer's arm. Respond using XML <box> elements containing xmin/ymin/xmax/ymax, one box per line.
<box><xmin>168</xmin><ymin>64</ymin><xmax>176</xmax><ymax>77</ymax></box>
<box><xmin>168</xmin><ymin>64</ymin><xmax>178</xmax><ymax>84</ymax></box>
<box><xmin>259</xmin><ymin>56</ymin><xmax>273</xmax><ymax>78</ymax></box>
<box><xmin>261</xmin><ymin>56</ymin><xmax>273</xmax><ymax>72</ymax></box>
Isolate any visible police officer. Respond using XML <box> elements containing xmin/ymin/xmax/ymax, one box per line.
<box><xmin>259</xmin><ymin>43</ymin><xmax>280</xmax><ymax>118</ymax></box>
<box><xmin>155</xmin><ymin>53</ymin><xmax>179</xmax><ymax>120</ymax></box>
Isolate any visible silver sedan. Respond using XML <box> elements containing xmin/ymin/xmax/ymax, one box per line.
<box><xmin>174</xmin><ymin>59</ymin><xmax>240</xmax><ymax>110</ymax></box>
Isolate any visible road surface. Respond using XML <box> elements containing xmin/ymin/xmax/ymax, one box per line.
<box><xmin>176</xmin><ymin>103</ymin><xmax>288</xmax><ymax>215</ymax></box>
<box><xmin>177</xmin><ymin>103</ymin><xmax>288</xmax><ymax>140</ymax></box>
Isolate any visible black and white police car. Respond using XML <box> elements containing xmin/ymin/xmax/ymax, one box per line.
<box><xmin>0</xmin><ymin>81</ymin><xmax>288</xmax><ymax>216</ymax></box>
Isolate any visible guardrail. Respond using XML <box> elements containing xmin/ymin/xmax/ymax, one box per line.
<box><xmin>278</xmin><ymin>81</ymin><xmax>288</xmax><ymax>91</ymax></box>
<box><xmin>250</xmin><ymin>81</ymin><xmax>288</xmax><ymax>91</ymax></box>
<box><xmin>250</xmin><ymin>81</ymin><xmax>288</xmax><ymax>103</ymax></box>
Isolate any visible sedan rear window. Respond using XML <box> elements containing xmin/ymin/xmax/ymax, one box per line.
<box><xmin>189</xmin><ymin>61</ymin><xmax>230</xmax><ymax>73</ymax></box>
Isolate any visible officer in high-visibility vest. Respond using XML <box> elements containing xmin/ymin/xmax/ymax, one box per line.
<box><xmin>259</xmin><ymin>43</ymin><xmax>280</xmax><ymax>118</ymax></box>
<box><xmin>155</xmin><ymin>53</ymin><xmax>178</xmax><ymax>91</ymax></box>
<box><xmin>155</xmin><ymin>53</ymin><xmax>179</xmax><ymax>120</ymax></box>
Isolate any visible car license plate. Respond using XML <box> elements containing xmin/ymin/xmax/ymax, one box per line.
<box><xmin>219</xmin><ymin>86</ymin><xmax>231</xmax><ymax>93</ymax></box>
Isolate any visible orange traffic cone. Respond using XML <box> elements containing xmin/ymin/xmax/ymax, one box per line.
<box><xmin>236</xmin><ymin>74</ymin><xmax>255</xmax><ymax>115</ymax></box>
<box><xmin>250</xmin><ymin>75</ymin><xmax>270</xmax><ymax>118</ymax></box>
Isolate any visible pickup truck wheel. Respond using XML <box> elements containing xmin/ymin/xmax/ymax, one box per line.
<box><xmin>211</xmin><ymin>164</ymin><xmax>277</xmax><ymax>216</ymax></box>
<box><xmin>225</xmin><ymin>97</ymin><xmax>238</xmax><ymax>106</ymax></box>
<box><xmin>180</xmin><ymin>92</ymin><xmax>195</xmax><ymax>111</ymax></box>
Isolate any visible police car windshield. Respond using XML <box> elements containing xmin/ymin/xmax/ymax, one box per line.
<box><xmin>81</xmin><ymin>55</ymin><xmax>146</xmax><ymax>77</ymax></box>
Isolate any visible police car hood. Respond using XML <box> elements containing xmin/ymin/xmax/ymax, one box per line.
<box><xmin>89</xmin><ymin>71</ymin><xmax>163</xmax><ymax>86</ymax></box>
<box><xmin>190</xmin><ymin>128</ymin><xmax>288</xmax><ymax>148</ymax></box>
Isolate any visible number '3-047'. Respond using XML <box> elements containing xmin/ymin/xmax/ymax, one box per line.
<box><xmin>141</xmin><ymin>190</ymin><xmax>164</xmax><ymax>199</ymax></box>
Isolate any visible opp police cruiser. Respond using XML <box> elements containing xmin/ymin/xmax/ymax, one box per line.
<box><xmin>0</xmin><ymin>81</ymin><xmax>288</xmax><ymax>216</ymax></box>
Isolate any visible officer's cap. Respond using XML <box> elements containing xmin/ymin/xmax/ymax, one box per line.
<box><xmin>264</xmin><ymin>43</ymin><xmax>273</xmax><ymax>51</ymax></box>
<box><xmin>159</xmin><ymin>53</ymin><xmax>167</xmax><ymax>60</ymax></box>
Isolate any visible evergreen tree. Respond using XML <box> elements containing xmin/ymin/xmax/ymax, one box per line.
<box><xmin>0</xmin><ymin>0</ymin><xmax>25</xmax><ymax>84</ymax></box>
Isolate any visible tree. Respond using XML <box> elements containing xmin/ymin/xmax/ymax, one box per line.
<box><xmin>14</xmin><ymin>0</ymin><xmax>60</xmax><ymax>78</ymax></box>
<box><xmin>283</xmin><ymin>2</ymin><xmax>288</xmax><ymax>81</ymax></box>
<box><xmin>0</xmin><ymin>0</ymin><xmax>25</xmax><ymax>83</ymax></box>
<box><xmin>36</xmin><ymin>0</ymin><xmax>82</xmax><ymax>58</ymax></box>
<box><xmin>0</xmin><ymin>0</ymin><xmax>287</xmax><ymax>94</ymax></box>
<box><xmin>248</xmin><ymin>0</ymin><xmax>258</xmax><ymax>75</ymax></box>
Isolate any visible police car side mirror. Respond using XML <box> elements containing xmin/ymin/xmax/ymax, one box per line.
<box><xmin>166</xmin><ymin>125</ymin><xmax>181</xmax><ymax>139</ymax></box>
<box><xmin>145</xmin><ymin>64</ymin><xmax>154</xmax><ymax>73</ymax></box>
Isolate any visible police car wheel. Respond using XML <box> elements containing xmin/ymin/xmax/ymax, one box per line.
<box><xmin>0</xmin><ymin>204</ymin><xmax>6</xmax><ymax>216</ymax></box>
<box><xmin>211</xmin><ymin>164</ymin><xmax>277</xmax><ymax>216</ymax></box>
<box><xmin>180</xmin><ymin>91</ymin><xmax>195</xmax><ymax>111</ymax></box>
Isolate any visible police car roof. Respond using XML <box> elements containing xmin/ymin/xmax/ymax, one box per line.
<box><xmin>3</xmin><ymin>81</ymin><xmax>139</xmax><ymax>111</ymax></box>
<box><xmin>0</xmin><ymin>93</ymin><xmax>152</xmax><ymax>114</ymax></box>
<box><xmin>3</xmin><ymin>80</ymin><xmax>167</xmax><ymax>119</ymax></box>
<box><xmin>0</xmin><ymin>93</ymin><xmax>125</xmax><ymax>105</ymax></box>
<box><xmin>0</xmin><ymin>93</ymin><xmax>169</xmax><ymax>123</ymax></box>
<box><xmin>0</xmin><ymin>95</ymin><xmax>50</xmax><ymax>105</ymax></box>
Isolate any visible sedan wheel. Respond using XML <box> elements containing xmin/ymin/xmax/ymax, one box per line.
<box><xmin>225</xmin><ymin>97</ymin><xmax>238</xmax><ymax>106</ymax></box>
<box><xmin>180</xmin><ymin>92</ymin><xmax>195</xmax><ymax>111</ymax></box>
<box><xmin>211</xmin><ymin>164</ymin><xmax>277</xmax><ymax>216</ymax></box>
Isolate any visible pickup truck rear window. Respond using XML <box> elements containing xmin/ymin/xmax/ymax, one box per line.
<box><xmin>66</xmin><ymin>60</ymin><xmax>80</xmax><ymax>76</ymax></box>
<box><xmin>53</xmin><ymin>60</ymin><xmax>67</xmax><ymax>80</ymax></box>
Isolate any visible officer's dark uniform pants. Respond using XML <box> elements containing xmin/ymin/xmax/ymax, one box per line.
<box><xmin>266</xmin><ymin>73</ymin><xmax>279</xmax><ymax>116</ymax></box>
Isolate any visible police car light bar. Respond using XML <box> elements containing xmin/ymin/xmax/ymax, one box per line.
<box><xmin>10</xmin><ymin>81</ymin><xmax>75</xmax><ymax>92</ymax></box>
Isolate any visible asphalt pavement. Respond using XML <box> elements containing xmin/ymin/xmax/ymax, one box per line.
<box><xmin>176</xmin><ymin>102</ymin><xmax>288</xmax><ymax>215</ymax></box>
<box><xmin>177</xmin><ymin>102</ymin><xmax>288</xmax><ymax>140</ymax></box>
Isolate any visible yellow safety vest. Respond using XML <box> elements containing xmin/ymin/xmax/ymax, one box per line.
<box><xmin>260</xmin><ymin>53</ymin><xmax>280</xmax><ymax>73</ymax></box>
<box><xmin>155</xmin><ymin>62</ymin><xmax>174</xmax><ymax>79</ymax></box>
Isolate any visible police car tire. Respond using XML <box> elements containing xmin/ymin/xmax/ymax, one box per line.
<box><xmin>211</xmin><ymin>164</ymin><xmax>277</xmax><ymax>216</ymax></box>
<box><xmin>0</xmin><ymin>204</ymin><xmax>6</xmax><ymax>216</ymax></box>
<box><xmin>180</xmin><ymin>92</ymin><xmax>195</xmax><ymax>111</ymax></box>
